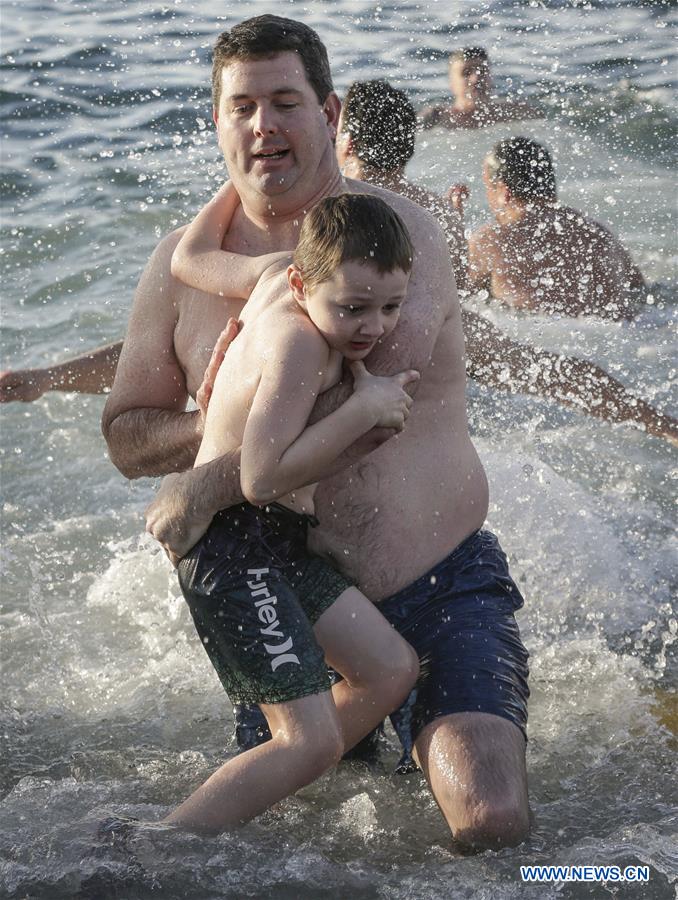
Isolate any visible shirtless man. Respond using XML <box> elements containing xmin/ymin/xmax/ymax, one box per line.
<box><xmin>102</xmin><ymin>15</ymin><xmax>529</xmax><ymax>848</ymax></box>
<box><xmin>338</xmin><ymin>79</ymin><xmax>677</xmax><ymax>442</ymax></box>
<box><xmin>420</xmin><ymin>47</ymin><xmax>541</xmax><ymax>130</ymax></box>
<box><xmin>467</xmin><ymin>137</ymin><xmax>647</xmax><ymax>320</ymax></box>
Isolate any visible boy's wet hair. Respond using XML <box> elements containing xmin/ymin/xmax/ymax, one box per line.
<box><xmin>212</xmin><ymin>15</ymin><xmax>333</xmax><ymax>109</ymax></box>
<box><xmin>294</xmin><ymin>194</ymin><xmax>413</xmax><ymax>290</ymax></box>
<box><xmin>486</xmin><ymin>137</ymin><xmax>557</xmax><ymax>203</ymax></box>
<box><xmin>341</xmin><ymin>80</ymin><xmax>416</xmax><ymax>171</ymax></box>
<box><xmin>449</xmin><ymin>47</ymin><xmax>489</xmax><ymax>65</ymax></box>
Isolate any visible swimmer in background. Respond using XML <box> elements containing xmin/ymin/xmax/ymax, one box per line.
<box><xmin>461</xmin><ymin>137</ymin><xmax>647</xmax><ymax>320</ymax></box>
<box><xmin>420</xmin><ymin>47</ymin><xmax>542</xmax><ymax>130</ymax></box>
<box><xmin>337</xmin><ymin>80</ymin><xmax>676</xmax><ymax>443</ymax></box>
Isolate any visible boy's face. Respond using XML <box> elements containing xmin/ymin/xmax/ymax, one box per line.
<box><xmin>482</xmin><ymin>158</ymin><xmax>508</xmax><ymax>216</ymax></box>
<box><xmin>291</xmin><ymin>260</ymin><xmax>409</xmax><ymax>360</ymax></box>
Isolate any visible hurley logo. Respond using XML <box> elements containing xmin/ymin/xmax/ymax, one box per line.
<box><xmin>247</xmin><ymin>569</ymin><xmax>301</xmax><ymax>670</ymax></box>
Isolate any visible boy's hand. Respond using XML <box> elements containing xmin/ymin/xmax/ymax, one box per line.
<box><xmin>350</xmin><ymin>361</ymin><xmax>419</xmax><ymax>430</ymax></box>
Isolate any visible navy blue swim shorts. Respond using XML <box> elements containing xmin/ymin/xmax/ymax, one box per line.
<box><xmin>177</xmin><ymin>503</ymin><xmax>352</xmax><ymax>707</ymax></box>
<box><xmin>378</xmin><ymin>529</ymin><xmax>529</xmax><ymax>741</ymax></box>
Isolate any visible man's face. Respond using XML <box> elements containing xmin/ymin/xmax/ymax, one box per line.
<box><xmin>482</xmin><ymin>159</ymin><xmax>506</xmax><ymax>215</ymax></box>
<box><xmin>213</xmin><ymin>52</ymin><xmax>339</xmax><ymax>203</ymax></box>
<box><xmin>449</xmin><ymin>58</ymin><xmax>491</xmax><ymax>102</ymax></box>
<box><xmin>298</xmin><ymin>260</ymin><xmax>409</xmax><ymax>360</ymax></box>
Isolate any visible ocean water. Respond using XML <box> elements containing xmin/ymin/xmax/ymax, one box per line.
<box><xmin>1</xmin><ymin>1</ymin><xmax>676</xmax><ymax>898</ymax></box>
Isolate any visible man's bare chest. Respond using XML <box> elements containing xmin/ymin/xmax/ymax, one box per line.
<box><xmin>173</xmin><ymin>287</ymin><xmax>246</xmax><ymax>398</ymax></box>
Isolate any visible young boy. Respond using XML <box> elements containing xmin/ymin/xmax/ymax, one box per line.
<box><xmin>163</xmin><ymin>191</ymin><xmax>421</xmax><ymax>834</ymax></box>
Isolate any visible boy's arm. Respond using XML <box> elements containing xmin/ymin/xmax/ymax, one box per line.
<box><xmin>240</xmin><ymin>327</ymin><xmax>417</xmax><ymax>506</ymax></box>
<box><xmin>171</xmin><ymin>181</ymin><xmax>289</xmax><ymax>298</ymax></box>
<box><xmin>0</xmin><ymin>341</ymin><xmax>121</xmax><ymax>402</ymax></box>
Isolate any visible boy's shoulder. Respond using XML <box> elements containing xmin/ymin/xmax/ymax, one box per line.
<box><xmin>252</xmin><ymin>300</ymin><xmax>329</xmax><ymax>365</ymax></box>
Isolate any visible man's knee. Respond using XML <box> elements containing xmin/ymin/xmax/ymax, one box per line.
<box><xmin>415</xmin><ymin>712</ymin><xmax>529</xmax><ymax>849</ymax></box>
<box><xmin>453</xmin><ymin>797</ymin><xmax>530</xmax><ymax>850</ymax></box>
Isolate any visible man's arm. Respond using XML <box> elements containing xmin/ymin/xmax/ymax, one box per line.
<box><xmin>145</xmin><ymin>450</ymin><xmax>243</xmax><ymax>566</ymax></box>
<box><xmin>102</xmin><ymin>230</ymin><xmax>202</xmax><ymax>478</ymax></box>
<box><xmin>466</xmin><ymin>225</ymin><xmax>494</xmax><ymax>293</ymax></box>
<box><xmin>419</xmin><ymin>105</ymin><xmax>446</xmax><ymax>129</ymax></box>
<box><xmin>0</xmin><ymin>341</ymin><xmax>122</xmax><ymax>402</ymax></box>
<box><xmin>463</xmin><ymin>308</ymin><xmax>677</xmax><ymax>441</ymax></box>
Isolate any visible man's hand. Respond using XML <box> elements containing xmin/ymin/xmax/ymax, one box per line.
<box><xmin>0</xmin><ymin>368</ymin><xmax>49</xmax><ymax>403</ymax></box>
<box><xmin>642</xmin><ymin>409</ymin><xmax>678</xmax><ymax>447</ymax></box>
<box><xmin>446</xmin><ymin>183</ymin><xmax>470</xmax><ymax>216</ymax></box>
<box><xmin>195</xmin><ymin>318</ymin><xmax>241</xmax><ymax>421</ymax></box>
<box><xmin>350</xmin><ymin>361</ymin><xmax>419</xmax><ymax>431</ymax></box>
<box><xmin>145</xmin><ymin>471</ymin><xmax>215</xmax><ymax>567</ymax></box>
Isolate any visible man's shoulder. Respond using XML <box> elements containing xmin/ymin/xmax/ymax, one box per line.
<box><xmin>494</xmin><ymin>98</ymin><xmax>542</xmax><ymax>120</ymax></box>
<box><xmin>149</xmin><ymin>225</ymin><xmax>188</xmax><ymax>263</ymax></box>
<box><xmin>554</xmin><ymin>205</ymin><xmax>617</xmax><ymax>242</ymax></box>
<box><xmin>469</xmin><ymin>219</ymin><xmax>501</xmax><ymax>246</ymax></box>
<box><xmin>346</xmin><ymin>178</ymin><xmax>445</xmax><ymax>241</ymax></box>
<box><xmin>420</xmin><ymin>104</ymin><xmax>449</xmax><ymax>128</ymax></box>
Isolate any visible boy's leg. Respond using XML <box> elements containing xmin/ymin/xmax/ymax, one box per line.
<box><xmin>163</xmin><ymin>691</ymin><xmax>344</xmax><ymax>834</ymax></box>
<box><xmin>313</xmin><ymin>587</ymin><xmax>419</xmax><ymax>753</ymax></box>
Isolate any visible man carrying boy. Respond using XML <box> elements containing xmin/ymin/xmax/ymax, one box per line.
<box><xmin>163</xmin><ymin>194</ymin><xmax>420</xmax><ymax>833</ymax></box>
<box><xmin>103</xmin><ymin>15</ymin><xmax>530</xmax><ymax>848</ymax></box>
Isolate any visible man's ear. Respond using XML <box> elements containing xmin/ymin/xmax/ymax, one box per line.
<box><xmin>322</xmin><ymin>92</ymin><xmax>342</xmax><ymax>140</ymax></box>
<box><xmin>335</xmin><ymin>129</ymin><xmax>354</xmax><ymax>167</ymax></box>
<box><xmin>499</xmin><ymin>182</ymin><xmax>513</xmax><ymax>205</ymax></box>
<box><xmin>287</xmin><ymin>265</ymin><xmax>306</xmax><ymax>304</ymax></box>
<box><xmin>213</xmin><ymin>106</ymin><xmax>219</xmax><ymax>127</ymax></box>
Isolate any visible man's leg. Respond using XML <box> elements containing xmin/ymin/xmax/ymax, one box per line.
<box><xmin>414</xmin><ymin>711</ymin><xmax>529</xmax><ymax>850</ymax></box>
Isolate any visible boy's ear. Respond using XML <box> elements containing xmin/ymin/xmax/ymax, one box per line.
<box><xmin>212</xmin><ymin>106</ymin><xmax>219</xmax><ymax>127</ymax></box>
<box><xmin>287</xmin><ymin>265</ymin><xmax>306</xmax><ymax>303</ymax></box>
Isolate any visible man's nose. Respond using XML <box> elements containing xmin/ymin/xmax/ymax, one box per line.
<box><xmin>253</xmin><ymin>105</ymin><xmax>278</xmax><ymax>137</ymax></box>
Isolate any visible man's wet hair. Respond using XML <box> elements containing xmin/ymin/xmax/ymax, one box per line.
<box><xmin>341</xmin><ymin>80</ymin><xmax>416</xmax><ymax>171</ymax></box>
<box><xmin>211</xmin><ymin>15</ymin><xmax>333</xmax><ymax>110</ymax></box>
<box><xmin>486</xmin><ymin>137</ymin><xmax>557</xmax><ymax>203</ymax></box>
<box><xmin>294</xmin><ymin>194</ymin><xmax>413</xmax><ymax>290</ymax></box>
<box><xmin>449</xmin><ymin>47</ymin><xmax>489</xmax><ymax>65</ymax></box>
